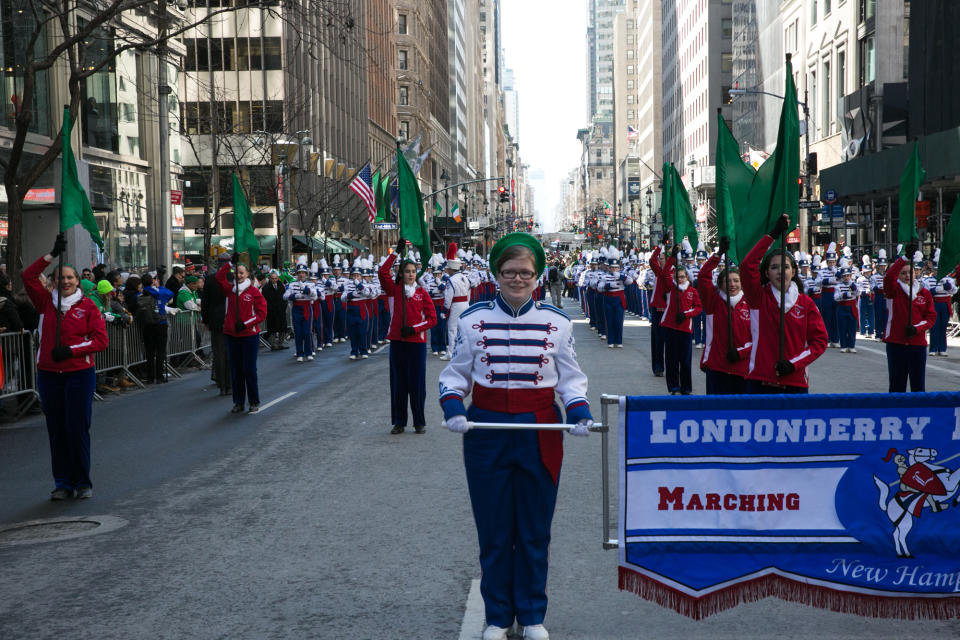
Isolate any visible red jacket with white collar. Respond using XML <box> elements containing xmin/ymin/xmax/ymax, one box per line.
<box><xmin>696</xmin><ymin>253</ymin><xmax>752</xmax><ymax>376</ymax></box>
<box><xmin>23</xmin><ymin>255</ymin><xmax>108</xmax><ymax>373</ymax></box>
<box><xmin>647</xmin><ymin>245</ymin><xmax>674</xmax><ymax>310</ymax></box>
<box><xmin>741</xmin><ymin>235</ymin><xmax>828</xmax><ymax>388</ymax></box>
<box><xmin>659</xmin><ymin>260</ymin><xmax>702</xmax><ymax>333</ymax></box>
<box><xmin>882</xmin><ymin>256</ymin><xmax>936</xmax><ymax>346</ymax></box>
<box><xmin>378</xmin><ymin>253</ymin><xmax>437</xmax><ymax>343</ymax></box>
<box><xmin>216</xmin><ymin>263</ymin><xmax>268</xmax><ymax>338</ymax></box>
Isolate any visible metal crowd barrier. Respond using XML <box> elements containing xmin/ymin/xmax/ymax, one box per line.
<box><xmin>0</xmin><ymin>331</ymin><xmax>39</xmax><ymax>417</ymax></box>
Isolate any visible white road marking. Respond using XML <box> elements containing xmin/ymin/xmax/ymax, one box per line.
<box><xmin>255</xmin><ymin>391</ymin><xmax>297</xmax><ymax>413</ymax></box>
<box><xmin>458</xmin><ymin>578</ymin><xmax>486</xmax><ymax>640</ymax></box>
<box><xmin>854</xmin><ymin>344</ymin><xmax>960</xmax><ymax>377</ymax></box>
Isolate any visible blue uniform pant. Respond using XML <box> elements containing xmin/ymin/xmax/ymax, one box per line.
<box><xmin>930</xmin><ymin>301</ymin><xmax>950</xmax><ymax>353</ymax></box>
<box><xmin>431</xmin><ymin>303</ymin><xmax>447</xmax><ymax>353</ymax></box>
<box><xmin>640</xmin><ymin>289</ymin><xmax>650</xmax><ymax>319</ymax></box>
<box><xmin>226</xmin><ymin>334</ymin><xmax>260</xmax><ymax>406</ymax></box>
<box><xmin>705</xmin><ymin>369</ymin><xmax>746</xmax><ymax>395</ymax></box>
<box><xmin>379</xmin><ymin>299</ymin><xmax>391</xmax><ymax>342</ymax></box>
<box><xmin>586</xmin><ymin>289</ymin><xmax>596</xmax><ymax>327</ymax></box>
<box><xmin>649</xmin><ymin>308</ymin><xmax>665</xmax><ymax>375</ymax></box>
<box><xmin>321</xmin><ymin>303</ymin><xmax>334</xmax><ymax>345</ymax></box>
<box><xmin>663</xmin><ymin>326</ymin><xmax>693</xmax><ymax>393</ymax></box>
<box><xmin>347</xmin><ymin>306</ymin><xmax>367</xmax><ymax>356</ymax></box>
<box><xmin>367</xmin><ymin>305</ymin><xmax>377</xmax><ymax>349</ymax></box>
<box><xmin>334</xmin><ymin>300</ymin><xmax>347</xmax><ymax>340</ymax></box>
<box><xmin>462</xmin><ymin>404</ymin><xmax>561</xmax><ymax>629</ymax></box>
<box><xmin>886</xmin><ymin>342</ymin><xmax>926</xmax><ymax>392</ymax></box>
<box><xmin>859</xmin><ymin>296</ymin><xmax>873</xmax><ymax>335</ymax></box>
<box><xmin>692</xmin><ymin>311</ymin><xmax>706</xmax><ymax>345</ymax></box>
<box><xmin>874</xmin><ymin>294</ymin><xmax>889</xmax><ymax>340</ymax></box>
<box><xmin>603</xmin><ymin>296</ymin><xmax>624</xmax><ymax>345</ymax></box>
<box><xmin>291</xmin><ymin>305</ymin><xmax>313</xmax><ymax>357</ymax></box>
<box><xmin>312</xmin><ymin>306</ymin><xmax>323</xmax><ymax>349</ymax></box>
<box><xmin>593</xmin><ymin>290</ymin><xmax>605</xmax><ymax>334</ymax></box>
<box><xmin>389</xmin><ymin>341</ymin><xmax>426</xmax><ymax>427</ymax></box>
<box><xmin>821</xmin><ymin>291</ymin><xmax>839</xmax><ymax>343</ymax></box>
<box><xmin>837</xmin><ymin>304</ymin><xmax>857</xmax><ymax>349</ymax></box>
<box><xmin>38</xmin><ymin>368</ymin><xmax>96</xmax><ymax>490</ymax></box>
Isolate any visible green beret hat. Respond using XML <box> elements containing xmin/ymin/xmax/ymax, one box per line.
<box><xmin>80</xmin><ymin>279</ymin><xmax>95</xmax><ymax>294</ymax></box>
<box><xmin>489</xmin><ymin>232</ymin><xmax>545</xmax><ymax>277</ymax></box>
<box><xmin>185</xmin><ymin>275</ymin><xmax>199</xmax><ymax>284</ymax></box>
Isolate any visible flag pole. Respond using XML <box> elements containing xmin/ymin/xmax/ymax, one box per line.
<box><xmin>778</xmin><ymin>217</ymin><xmax>787</xmax><ymax>367</ymax></box>
<box><xmin>55</xmin><ymin>235</ymin><xmax>65</xmax><ymax>349</ymax></box>
<box><xmin>724</xmin><ymin>245</ymin><xmax>735</xmax><ymax>362</ymax></box>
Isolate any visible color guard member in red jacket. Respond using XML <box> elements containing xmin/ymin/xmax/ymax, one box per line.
<box><xmin>697</xmin><ymin>237</ymin><xmax>752</xmax><ymax>394</ymax></box>
<box><xmin>647</xmin><ymin>243</ymin><xmax>673</xmax><ymax>377</ymax></box>
<box><xmin>741</xmin><ymin>215</ymin><xmax>828</xmax><ymax>394</ymax></box>
<box><xmin>24</xmin><ymin>235</ymin><xmax>108</xmax><ymax>500</ymax></box>
<box><xmin>216</xmin><ymin>255</ymin><xmax>268</xmax><ymax>414</ymax></box>
<box><xmin>660</xmin><ymin>244</ymin><xmax>703</xmax><ymax>395</ymax></box>
<box><xmin>379</xmin><ymin>238</ymin><xmax>437</xmax><ymax>434</ymax></box>
<box><xmin>883</xmin><ymin>245</ymin><xmax>937</xmax><ymax>392</ymax></box>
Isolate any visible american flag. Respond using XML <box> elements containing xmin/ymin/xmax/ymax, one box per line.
<box><xmin>627</xmin><ymin>125</ymin><xmax>639</xmax><ymax>141</ymax></box>
<box><xmin>348</xmin><ymin>163</ymin><xmax>377</xmax><ymax>221</ymax></box>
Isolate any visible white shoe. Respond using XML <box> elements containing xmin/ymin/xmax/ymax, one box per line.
<box><xmin>615</xmin><ymin>344</ymin><xmax>624</xmax><ymax>348</ymax></box>
<box><xmin>482</xmin><ymin>625</ymin><xmax>509</xmax><ymax>640</ymax></box>
<box><xmin>439</xmin><ymin>350</ymin><xmax>446</xmax><ymax>356</ymax></box>
<box><xmin>522</xmin><ymin>624</ymin><xmax>550</xmax><ymax>640</ymax></box>
<box><xmin>608</xmin><ymin>344</ymin><xmax>615</xmax><ymax>348</ymax></box>
<box><xmin>362</xmin><ymin>354</ymin><xmax>369</xmax><ymax>359</ymax></box>
<box><xmin>296</xmin><ymin>356</ymin><xmax>304</xmax><ymax>362</ymax></box>
<box><xmin>849</xmin><ymin>348</ymin><xmax>857</xmax><ymax>354</ymax></box>
<box><xmin>349</xmin><ymin>355</ymin><xmax>357</xmax><ymax>360</ymax></box>
<box><xmin>696</xmin><ymin>343</ymin><xmax>704</xmax><ymax>349</ymax></box>
<box><xmin>439</xmin><ymin>354</ymin><xmax>451</xmax><ymax>361</ymax></box>
<box><xmin>432</xmin><ymin>351</ymin><xmax>439</xmax><ymax>356</ymax></box>
<box><xmin>941</xmin><ymin>352</ymin><xmax>949</xmax><ymax>357</ymax></box>
<box><xmin>307</xmin><ymin>355</ymin><xmax>314</xmax><ymax>361</ymax></box>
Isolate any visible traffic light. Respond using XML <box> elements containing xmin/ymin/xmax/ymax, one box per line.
<box><xmin>806</xmin><ymin>152</ymin><xmax>818</xmax><ymax>175</ymax></box>
<box><xmin>798</xmin><ymin>177</ymin><xmax>804</xmax><ymax>199</ymax></box>
<box><xmin>498</xmin><ymin>185</ymin><xmax>510</xmax><ymax>202</ymax></box>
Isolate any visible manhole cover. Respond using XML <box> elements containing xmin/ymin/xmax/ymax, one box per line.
<box><xmin>0</xmin><ymin>515</ymin><xmax>128</xmax><ymax>547</ymax></box>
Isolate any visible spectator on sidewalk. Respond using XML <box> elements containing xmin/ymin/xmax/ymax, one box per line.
<box><xmin>138</xmin><ymin>273</ymin><xmax>179</xmax><ymax>384</ymax></box>
<box><xmin>163</xmin><ymin>265</ymin><xmax>185</xmax><ymax>297</ymax></box>
<box><xmin>261</xmin><ymin>269</ymin><xmax>289</xmax><ymax>350</ymax></box>
<box><xmin>202</xmin><ymin>255</ymin><xmax>232</xmax><ymax>396</ymax></box>
<box><xmin>23</xmin><ymin>234</ymin><xmax>108</xmax><ymax>500</ymax></box>
<box><xmin>176</xmin><ymin>275</ymin><xmax>202</xmax><ymax>311</ymax></box>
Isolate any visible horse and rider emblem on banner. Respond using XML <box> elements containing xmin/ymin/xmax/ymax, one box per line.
<box><xmin>874</xmin><ymin>447</ymin><xmax>960</xmax><ymax>558</ymax></box>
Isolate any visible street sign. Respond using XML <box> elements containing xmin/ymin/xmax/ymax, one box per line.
<box><xmin>170</xmin><ymin>190</ymin><xmax>182</xmax><ymax>205</ymax></box>
<box><xmin>799</xmin><ymin>200</ymin><xmax>821</xmax><ymax>209</ymax></box>
<box><xmin>373</xmin><ymin>222</ymin><xmax>398</xmax><ymax>230</ymax></box>
<box><xmin>824</xmin><ymin>190</ymin><xmax>838</xmax><ymax>204</ymax></box>
<box><xmin>194</xmin><ymin>227</ymin><xmax>210</xmax><ymax>235</ymax></box>
<box><xmin>821</xmin><ymin>204</ymin><xmax>844</xmax><ymax>219</ymax></box>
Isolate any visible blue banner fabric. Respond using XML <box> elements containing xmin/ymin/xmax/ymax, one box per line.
<box><xmin>618</xmin><ymin>392</ymin><xmax>960</xmax><ymax>619</ymax></box>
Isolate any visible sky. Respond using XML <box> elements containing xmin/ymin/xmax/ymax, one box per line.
<box><xmin>500</xmin><ymin>0</ymin><xmax>587</xmax><ymax>232</ymax></box>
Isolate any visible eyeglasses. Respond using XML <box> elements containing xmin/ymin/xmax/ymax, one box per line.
<box><xmin>499</xmin><ymin>269</ymin><xmax>537</xmax><ymax>281</ymax></box>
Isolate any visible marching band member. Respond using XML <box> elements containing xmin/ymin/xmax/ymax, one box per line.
<box><xmin>362</xmin><ymin>257</ymin><xmax>379</xmax><ymax>351</ymax></box>
<box><xmin>440</xmin><ymin>243</ymin><xmax>471</xmax><ymax>361</ymax></box>
<box><xmin>309</xmin><ymin>270</ymin><xmax>325</xmax><ymax>353</ymax></box>
<box><xmin>591</xmin><ymin>249</ymin><xmax>606</xmax><ymax>338</ymax></box>
<box><xmin>871</xmin><ymin>250</ymin><xmax>888</xmax><ymax>340</ymax></box>
<box><xmin>319</xmin><ymin>260</ymin><xmax>336</xmax><ymax>348</ymax></box>
<box><xmin>216</xmin><ymin>254</ymin><xmax>268</xmax><ymax>413</ymax></box>
<box><xmin>377</xmin><ymin>256</ymin><xmax>392</xmax><ymax>344</ymax></box>
<box><xmin>697</xmin><ymin>238</ymin><xmax>751</xmax><ymax>394</ymax></box>
<box><xmin>834</xmin><ymin>265</ymin><xmax>860</xmax><ymax>353</ymax></box>
<box><xmin>422</xmin><ymin>254</ymin><xmax>448</xmax><ymax>355</ymax></box>
<box><xmin>440</xmin><ymin>232</ymin><xmax>592</xmax><ymax>640</ymax></box>
<box><xmin>332</xmin><ymin>257</ymin><xmax>349</xmax><ymax>343</ymax></box>
<box><xmin>926</xmin><ymin>249</ymin><xmax>958</xmax><ymax>357</ymax></box>
<box><xmin>741</xmin><ymin>215</ymin><xmax>828</xmax><ymax>394</ymax></box>
<box><xmin>646</xmin><ymin>243</ymin><xmax>672</xmax><ymax>377</ymax></box>
<box><xmin>883</xmin><ymin>247</ymin><xmax>937</xmax><ymax>392</ymax></box>
<box><xmin>342</xmin><ymin>260</ymin><xmax>370</xmax><ymax>360</ymax></box>
<box><xmin>599</xmin><ymin>246</ymin><xmax>631</xmax><ymax>348</ymax></box>
<box><xmin>856</xmin><ymin>257</ymin><xmax>874</xmax><ymax>339</ymax></box>
<box><xmin>283</xmin><ymin>264</ymin><xmax>317</xmax><ymax>362</ymax></box>
<box><xmin>659</xmin><ymin>244</ymin><xmax>703</xmax><ymax>395</ymax></box>
<box><xmin>819</xmin><ymin>243</ymin><xmax>840</xmax><ymax>348</ymax></box>
<box><xmin>380</xmin><ymin>239</ymin><xmax>437</xmax><ymax>435</ymax></box>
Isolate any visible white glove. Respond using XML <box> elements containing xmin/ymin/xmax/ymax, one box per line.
<box><xmin>569</xmin><ymin>418</ymin><xmax>593</xmax><ymax>437</ymax></box>
<box><xmin>165</xmin><ymin>306</ymin><xmax>180</xmax><ymax>315</ymax></box>
<box><xmin>446</xmin><ymin>415</ymin><xmax>471</xmax><ymax>433</ymax></box>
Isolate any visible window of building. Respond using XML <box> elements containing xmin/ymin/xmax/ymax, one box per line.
<box><xmin>811</xmin><ymin>0</ymin><xmax>817</xmax><ymax>26</ymax></box>
<box><xmin>80</xmin><ymin>25</ymin><xmax>120</xmax><ymax>153</ymax></box>
<box><xmin>398</xmin><ymin>49</ymin><xmax>408</xmax><ymax>70</ymax></box>
<box><xmin>859</xmin><ymin>35</ymin><xmax>875</xmax><ymax>84</ymax></box>
<box><xmin>720</xmin><ymin>53</ymin><xmax>732</xmax><ymax>73</ymax></box>
<box><xmin>627</xmin><ymin>79</ymin><xmax>634</xmax><ymax>89</ymax></box>
<box><xmin>823</xmin><ymin>59</ymin><xmax>832</xmax><ymax>135</ymax></box>
<box><xmin>399</xmin><ymin>120</ymin><xmax>410</xmax><ymax>140</ymax></box>
<box><xmin>809</xmin><ymin>70</ymin><xmax>817</xmax><ymax>140</ymax></box>
<box><xmin>837</xmin><ymin>50</ymin><xmax>846</xmax><ymax>101</ymax></box>
<box><xmin>627</xmin><ymin>94</ymin><xmax>635</xmax><ymax>104</ymax></box>
<box><xmin>627</xmin><ymin>109</ymin><xmax>635</xmax><ymax>119</ymax></box>
<box><xmin>596</xmin><ymin>170</ymin><xmax>603</xmax><ymax>179</ymax></box>
<box><xmin>626</xmin><ymin>49</ymin><xmax>634</xmax><ymax>59</ymax></box>
<box><xmin>399</xmin><ymin>85</ymin><xmax>409</xmax><ymax>106</ymax></box>
<box><xmin>721</xmin><ymin>18</ymin><xmax>732</xmax><ymax>38</ymax></box>
<box><xmin>627</xmin><ymin>65</ymin><xmax>634</xmax><ymax>75</ymax></box>
<box><xmin>398</xmin><ymin>13</ymin><xmax>407</xmax><ymax>34</ymax></box>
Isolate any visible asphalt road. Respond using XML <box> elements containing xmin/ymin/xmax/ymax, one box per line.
<box><xmin>2</xmin><ymin>296</ymin><xmax>960</xmax><ymax>639</ymax></box>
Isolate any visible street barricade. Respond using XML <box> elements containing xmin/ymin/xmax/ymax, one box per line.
<box><xmin>614</xmin><ymin>392</ymin><xmax>960</xmax><ymax>620</ymax></box>
<box><xmin>0</xmin><ymin>331</ymin><xmax>39</xmax><ymax>416</ymax></box>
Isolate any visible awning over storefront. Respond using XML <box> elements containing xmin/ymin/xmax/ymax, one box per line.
<box><xmin>820</xmin><ymin>126</ymin><xmax>960</xmax><ymax>198</ymax></box>
<box><xmin>340</xmin><ymin>237</ymin><xmax>370</xmax><ymax>253</ymax></box>
<box><xmin>318</xmin><ymin>237</ymin><xmax>353</xmax><ymax>254</ymax></box>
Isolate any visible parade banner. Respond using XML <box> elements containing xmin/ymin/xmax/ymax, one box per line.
<box><xmin>618</xmin><ymin>392</ymin><xmax>960</xmax><ymax>619</ymax></box>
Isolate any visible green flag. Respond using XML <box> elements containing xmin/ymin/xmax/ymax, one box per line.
<box><xmin>660</xmin><ymin>162</ymin><xmax>674</xmax><ymax>234</ymax></box>
<box><xmin>396</xmin><ymin>146</ymin><xmax>432</xmax><ymax>267</ymax></box>
<box><xmin>60</xmin><ymin>107</ymin><xmax>103</xmax><ymax>249</ymax></box>
<box><xmin>232</xmin><ymin>173</ymin><xmax>260</xmax><ymax>264</ymax></box>
<box><xmin>937</xmin><ymin>198</ymin><xmax>960</xmax><ymax>280</ymax></box>
<box><xmin>736</xmin><ymin>56</ymin><xmax>800</xmax><ymax>259</ymax></box>
<box><xmin>452</xmin><ymin>202</ymin><xmax>461</xmax><ymax>222</ymax></box>
<box><xmin>898</xmin><ymin>140</ymin><xmax>925</xmax><ymax>244</ymax></box>
<box><xmin>376</xmin><ymin>173</ymin><xmax>390</xmax><ymax>222</ymax></box>
<box><xmin>372</xmin><ymin>169</ymin><xmax>383</xmax><ymax>221</ymax></box>
<box><xmin>435</xmin><ymin>200</ymin><xmax>442</xmax><ymax>217</ymax></box>
<box><xmin>668</xmin><ymin>164</ymin><xmax>698</xmax><ymax>251</ymax></box>
<box><xmin>715</xmin><ymin>110</ymin><xmax>755</xmax><ymax>263</ymax></box>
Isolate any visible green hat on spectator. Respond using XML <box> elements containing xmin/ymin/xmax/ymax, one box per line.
<box><xmin>80</xmin><ymin>279</ymin><xmax>95</xmax><ymax>295</ymax></box>
<box><xmin>185</xmin><ymin>275</ymin><xmax>199</xmax><ymax>284</ymax></box>
<box><xmin>96</xmin><ymin>280</ymin><xmax>114</xmax><ymax>295</ymax></box>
